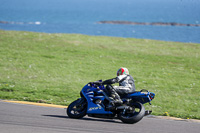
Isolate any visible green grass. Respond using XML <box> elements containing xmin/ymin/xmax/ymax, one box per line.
<box><xmin>0</xmin><ymin>30</ymin><xmax>199</xmax><ymax>119</ymax></box>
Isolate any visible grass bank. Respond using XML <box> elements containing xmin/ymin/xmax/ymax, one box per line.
<box><xmin>0</xmin><ymin>30</ymin><xmax>199</xmax><ymax>119</ymax></box>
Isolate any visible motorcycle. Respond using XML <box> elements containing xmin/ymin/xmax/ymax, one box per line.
<box><xmin>67</xmin><ymin>80</ymin><xmax>155</xmax><ymax>124</ymax></box>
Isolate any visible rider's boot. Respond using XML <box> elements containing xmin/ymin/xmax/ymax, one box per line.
<box><xmin>106</xmin><ymin>93</ymin><xmax>123</xmax><ymax>110</ymax></box>
<box><xmin>110</xmin><ymin>93</ymin><xmax>123</xmax><ymax>105</ymax></box>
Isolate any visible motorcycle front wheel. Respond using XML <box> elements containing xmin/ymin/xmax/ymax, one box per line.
<box><xmin>67</xmin><ymin>98</ymin><xmax>87</xmax><ymax>119</ymax></box>
<box><xmin>118</xmin><ymin>102</ymin><xmax>145</xmax><ymax>124</ymax></box>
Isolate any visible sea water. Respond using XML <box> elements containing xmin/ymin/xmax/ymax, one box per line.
<box><xmin>0</xmin><ymin>0</ymin><xmax>200</xmax><ymax>43</ymax></box>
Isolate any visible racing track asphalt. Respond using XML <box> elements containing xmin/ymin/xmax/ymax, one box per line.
<box><xmin>0</xmin><ymin>100</ymin><xmax>199</xmax><ymax>133</ymax></box>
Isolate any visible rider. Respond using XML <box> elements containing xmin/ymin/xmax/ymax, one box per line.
<box><xmin>101</xmin><ymin>67</ymin><xmax>136</xmax><ymax>105</ymax></box>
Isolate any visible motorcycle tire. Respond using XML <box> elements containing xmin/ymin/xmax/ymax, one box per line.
<box><xmin>67</xmin><ymin>98</ymin><xmax>87</xmax><ymax>119</ymax></box>
<box><xmin>118</xmin><ymin>102</ymin><xmax>145</xmax><ymax>124</ymax></box>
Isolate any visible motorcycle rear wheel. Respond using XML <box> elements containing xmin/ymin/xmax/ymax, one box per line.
<box><xmin>118</xmin><ymin>102</ymin><xmax>145</xmax><ymax>124</ymax></box>
<box><xmin>67</xmin><ymin>98</ymin><xmax>87</xmax><ymax>119</ymax></box>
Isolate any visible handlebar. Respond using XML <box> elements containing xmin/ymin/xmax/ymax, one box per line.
<box><xmin>88</xmin><ymin>81</ymin><xmax>105</xmax><ymax>90</ymax></box>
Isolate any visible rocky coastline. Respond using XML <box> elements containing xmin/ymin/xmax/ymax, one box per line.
<box><xmin>98</xmin><ymin>21</ymin><xmax>200</xmax><ymax>27</ymax></box>
<box><xmin>0</xmin><ymin>21</ymin><xmax>9</xmax><ymax>24</ymax></box>
<box><xmin>1</xmin><ymin>20</ymin><xmax>200</xmax><ymax>27</ymax></box>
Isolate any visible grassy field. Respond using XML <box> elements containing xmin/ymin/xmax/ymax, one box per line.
<box><xmin>0</xmin><ymin>30</ymin><xmax>199</xmax><ymax>119</ymax></box>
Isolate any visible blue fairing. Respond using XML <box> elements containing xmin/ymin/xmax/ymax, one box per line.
<box><xmin>81</xmin><ymin>84</ymin><xmax>113</xmax><ymax>114</ymax></box>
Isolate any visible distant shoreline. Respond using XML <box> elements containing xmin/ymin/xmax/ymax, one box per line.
<box><xmin>1</xmin><ymin>20</ymin><xmax>200</xmax><ymax>27</ymax></box>
<box><xmin>98</xmin><ymin>21</ymin><xmax>200</xmax><ymax>27</ymax></box>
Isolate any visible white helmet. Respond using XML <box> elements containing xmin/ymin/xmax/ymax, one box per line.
<box><xmin>117</xmin><ymin>67</ymin><xmax>129</xmax><ymax>76</ymax></box>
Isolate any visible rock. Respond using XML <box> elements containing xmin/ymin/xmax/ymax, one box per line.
<box><xmin>98</xmin><ymin>21</ymin><xmax>200</xmax><ymax>27</ymax></box>
<box><xmin>0</xmin><ymin>21</ymin><xmax>9</xmax><ymax>24</ymax></box>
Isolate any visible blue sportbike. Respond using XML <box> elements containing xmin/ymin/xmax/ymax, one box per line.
<box><xmin>67</xmin><ymin>80</ymin><xmax>155</xmax><ymax>124</ymax></box>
